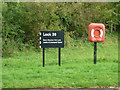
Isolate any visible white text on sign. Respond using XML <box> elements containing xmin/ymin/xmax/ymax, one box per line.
<box><xmin>43</xmin><ymin>32</ymin><xmax>57</xmax><ymax>36</ymax></box>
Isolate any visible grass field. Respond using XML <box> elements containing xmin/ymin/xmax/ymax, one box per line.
<box><xmin>2</xmin><ymin>33</ymin><xmax>118</xmax><ymax>88</ymax></box>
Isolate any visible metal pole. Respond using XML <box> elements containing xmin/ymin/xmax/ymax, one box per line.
<box><xmin>94</xmin><ymin>42</ymin><xmax>97</xmax><ymax>64</ymax></box>
<box><xmin>58</xmin><ymin>48</ymin><xmax>61</xmax><ymax>66</ymax></box>
<box><xmin>43</xmin><ymin>48</ymin><xmax>45</xmax><ymax>67</ymax></box>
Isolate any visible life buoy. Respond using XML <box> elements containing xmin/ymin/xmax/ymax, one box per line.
<box><xmin>91</xmin><ymin>29</ymin><xmax>103</xmax><ymax>38</ymax></box>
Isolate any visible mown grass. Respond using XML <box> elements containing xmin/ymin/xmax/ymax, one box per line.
<box><xmin>2</xmin><ymin>32</ymin><xmax>118</xmax><ymax>88</ymax></box>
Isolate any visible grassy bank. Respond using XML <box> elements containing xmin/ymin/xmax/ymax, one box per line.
<box><xmin>2</xmin><ymin>33</ymin><xmax>118</xmax><ymax>88</ymax></box>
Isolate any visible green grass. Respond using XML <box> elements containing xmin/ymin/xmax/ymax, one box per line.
<box><xmin>2</xmin><ymin>33</ymin><xmax>118</xmax><ymax>88</ymax></box>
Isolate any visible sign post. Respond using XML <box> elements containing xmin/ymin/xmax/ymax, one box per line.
<box><xmin>58</xmin><ymin>48</ymin><xmax>61</xmax><ymax>66</ymax></box>
<box><xmin>94</xmin><ymin>42</ymin><xmax>97</xmax><ymax>64</ymax></box>
<box><xmin>40</xmin><ymin>31</ymin><xmax>64</xmax><ymax>67</ymax></box>
<box><xmin>43</xmin><ymin>48</ymin><xmax>45</xmax><ymax>67</ymax></box>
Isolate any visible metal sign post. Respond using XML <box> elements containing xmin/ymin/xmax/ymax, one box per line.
<box><xmin>94</xmin><ymin>42</ymin><xmax>97</xmax><ymax>64</ymax></box>
<box><xmin>58</xmin><ymin>48</ymin><xmax>61</xmax><ymax>66</ymax></box>
<box><xmin>43</xmin><ymin>48</ymin><xmax>45</xmax><ymax>67</ymax></box>
<box><xmin>42</xmin><ymin>48</ymin><xmax>61</xmax><ymax>67</ymax></box>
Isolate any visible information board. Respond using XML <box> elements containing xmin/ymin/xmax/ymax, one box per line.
<box><xmin>40</xmin><ymin>31</ymin><xmax>64</xmax><ymax>48</ymax></box>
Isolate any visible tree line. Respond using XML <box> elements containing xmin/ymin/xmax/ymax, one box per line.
<box><xmin>2</xmin><ymin>2</ymin><xmax>120</xmax><ymax>56</ymax></box>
